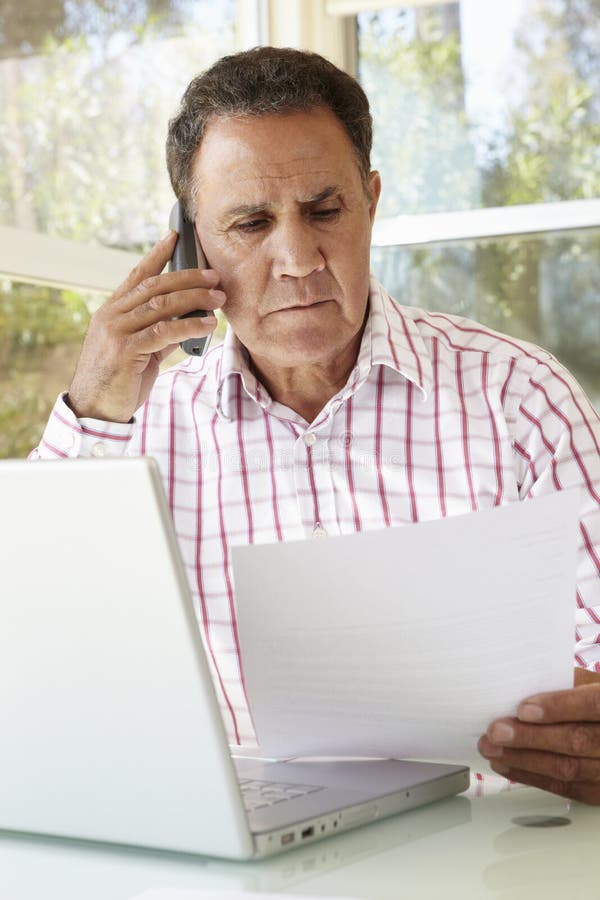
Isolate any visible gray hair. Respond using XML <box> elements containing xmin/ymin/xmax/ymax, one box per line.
<box><xmin>166</xmin><ymin>46</ymin><xmax>373</xmax><ymax>219</ymax></box>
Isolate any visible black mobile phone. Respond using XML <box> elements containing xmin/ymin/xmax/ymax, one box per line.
<box><xmin>168</xmin><ymin>200</ymin><xmax>210</xmax><ymax>357</ymax></box>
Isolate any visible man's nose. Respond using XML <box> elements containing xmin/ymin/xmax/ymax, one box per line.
<box><xmin>270</xmin><ymin>221</ymin><xmax>326</xmax><ymax>280</ymax></box>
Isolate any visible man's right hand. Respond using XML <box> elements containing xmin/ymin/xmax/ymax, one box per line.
<box><xmin>67</xmin><ymin>230</ymin><xmax>224</xmax><ymax>423</ymax></box>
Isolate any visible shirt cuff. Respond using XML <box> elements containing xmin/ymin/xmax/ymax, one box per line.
<box><xmin>32</xmin><ymin>393</ymin><xmax>135</xmax><ymax>459</ymax></box>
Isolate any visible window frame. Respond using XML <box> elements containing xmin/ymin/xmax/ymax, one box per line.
<box><xmin>3</xmin><ymin>1</ymin><xmax>600</xmax><ymax>294</ymax></box>
<box><xmin>0</xmin><ymin>0</ymin><xmax>267</xmax><ymax>297</ymax></box>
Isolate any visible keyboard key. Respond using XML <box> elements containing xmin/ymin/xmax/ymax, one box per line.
<box><xmin>239</xmin><ymin>778</ymin><xmax>323</xmax><ymax>813</ymax></box>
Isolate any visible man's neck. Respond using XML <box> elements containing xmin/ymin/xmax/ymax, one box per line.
<box><xmin>249</xmin><ymin>334</ymin><xmax>362</xmax><ymax>425</ymax></box>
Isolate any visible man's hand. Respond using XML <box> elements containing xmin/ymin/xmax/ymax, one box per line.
<box><xmin>68</xmin><ymin>231</ymin><xmax>224</xmax><ymax>423</ymax></box>
<box><xmin>478</xmin><ymin>668</ymin><xmax>600</xmax><ymax>804</ymax></box>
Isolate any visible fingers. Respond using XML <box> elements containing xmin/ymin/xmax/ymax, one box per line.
<box><xmin>92</xmin><ymin>231</ymin><xmax>226</xmax><ymax>350</ymax></box>
<box><xmin>516</xmin><ymin>683</ymin><xmax>600</xmax><ymax>725</ymax></box>
<box><xmin>478</xmin><ymin>728</ymin><xmax>600</xmax><ymax>804</ymax></box>
<box><xmin>129</xmin><ymin>312</ymin><xmax>219</xmax><ymax>356</ymax></box>
<box><xmin>478</xmin><ymin>711</ymin><xmax>600</xmax><ymax>804</ymax></box>
<box><xmin>112</xmin><ymin>231</ymin><xmax>215</xmax><ymax>300</ymax></box>
<box><xmin>482</xmin><ymin>717</ymin><xmax>600</xmax><ymax>758</ymax></box>
<box><xmin>108</xmin><ymin>277</ymin><xmax>224</xmax><ymax>353</ymax></box>
<box><xmin>112</xmin><ymin>230</ymin><xmax>178</xmax><ymax>300</ymax></box>
<box><xmin>486</xmin><ymin>761</ymin><xmax>600</xmax><ymax>805</ymax></box>
<box><xmin>477</xmin><ymin>679</ymin><xmax>600</xmax><ymax>804</ymax></box>
<box><xmin>114</xmin><ymin>272</ymin><xmax>222</xmax><ymax>318</ymax></box>
<box><xmin>111</xmin><ymin>230</ymin><xmax>221</xmax><ymax>313</ymax></box>
<box><xmin>479</xmin><ymin>735</ymin><xmax>600</xmax><ymax>781</ymax></box>
<box><xmin>121</xmin><ymin>285</ymin><xmax>225</xmax><ymax>331</ymax></box>
<box><xmin>69</xmin><ymin>231</ymin><xmax>224</xmax><ymax>422</ymax></box>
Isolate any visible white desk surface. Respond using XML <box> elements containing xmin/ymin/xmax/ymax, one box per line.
<box><xmin>1</xmin><ymin>778</ymin><xmax>597</xmax><ymax>900</ymax></box>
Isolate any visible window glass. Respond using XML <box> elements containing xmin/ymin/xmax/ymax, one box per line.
<box><xmin>0</xmin><ymin>0</ymin><xmax>236</xmax><ymax>249</ymax></box>
<box><xmin>0</xmin><ymin>274</ymin><xmax>227</xmax><ymax>460</ymax></box>
<box><xmin>371</xmin><ymin>228</ymin><xmax>600</xmax><ymax>407</ymax></box>
<box><xmin>358</xmin><ymin>1</ymin><xmax>600</xmax><ymax>217</ymax></box>
<box><xmin>0</xmin><ymin>279</ymin><xmax>101</xmax><ymax>457</ymax></box>
<box><xmin>0</xmin><ymin>0</ymin><xmax>237</xmax><ymax>458</ymax></box>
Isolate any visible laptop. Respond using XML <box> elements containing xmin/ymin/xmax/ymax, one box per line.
<box><xmin>0</xmin><ymin>457</ymin><xmax>469</xmax><ymax>859</ymax></box>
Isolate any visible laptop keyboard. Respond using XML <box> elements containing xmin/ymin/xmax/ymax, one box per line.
<box><xmin>239</xmin><ymin>778</ymin><xmax>324</xmax><ymax>812</ymax></box>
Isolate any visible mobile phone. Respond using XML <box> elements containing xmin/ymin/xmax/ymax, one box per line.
<box><xmin>168</xmin><ymin>200</ymin><xmax>210</xmax><ymax>357</ymax></box>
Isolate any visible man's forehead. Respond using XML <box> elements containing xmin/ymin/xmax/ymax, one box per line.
<box><xmin>192</xmin><ymin>108</ymin><xmax>362</xmax><ymax>193</ymax></box>
<box><xmin>199</xmin><ymin>105</ymin><xmax>352</xmax><ymax>147</ymax></box>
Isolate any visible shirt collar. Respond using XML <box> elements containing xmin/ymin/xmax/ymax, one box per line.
<box><xmin>363</xmin><ymin>276</ymin><xmax>432</xmax><ymax>397</ymax></box>
<box><xmin>214</xmin><ymin>276</ymin><xmax>432</xmax><ymax>419</ymax></box>
<box><xmin>215</xmin><ymin>326</ymin><xmax>271</xmax><ymax>421</ymax></box>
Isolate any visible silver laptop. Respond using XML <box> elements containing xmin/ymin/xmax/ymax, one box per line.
<box><xmin>0</xmin><ymin>457</ymin><xmax>469</xmax><ymax>859</ymax></box>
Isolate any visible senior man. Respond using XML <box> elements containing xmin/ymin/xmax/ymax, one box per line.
<box><xmin>33</xmin><ymin>47</ymin><xmax>600</xmax><ymax>803</ymax></box>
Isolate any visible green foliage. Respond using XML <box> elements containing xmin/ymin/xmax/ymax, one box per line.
<box><xmin>2</xmin><ymin>0</ymin><xmax>600</xmax><ymax>459</ymax></box>
<box><xmin>0</xmin><ymin>281</ymin><xmax>90</xmax><ymax>360</ymax></box>
<box><xmin>363</xmin><ymin>1</ymin><xmax>600</xmax><ymax>407</ymax></box>
<box><xmin>0</xmin><ymin>280</ymin><xmax>94</xmax><ymax>457</ymax></box>
<box><xmin>0</xmin><ymin>0</ymin><xmax>236</xmax><ymax>458</ymax></box>
<box><xmin>0</xmin><ymin>378</ymin><xmax>58</xmax><ymax>459</ymax></box>
<box><xmin>360</xmin><ymin>8</ymin><xmax>479</xmax><ymax>218</ymax></box>
<box><xmin>0</xmin><ymin>0</ymin><xmax>236</xmax><ymax>244</ymax></box>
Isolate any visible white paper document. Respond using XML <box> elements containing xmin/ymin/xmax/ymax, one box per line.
<box><xmin>233</xmin><ymin>492</ymin><xmax>580</xmax><ymax>767</ymax></box>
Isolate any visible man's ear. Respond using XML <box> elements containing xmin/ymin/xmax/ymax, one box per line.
<box><xmin>367</xmin><ymin>171</ymin><xmax>382</xmax><ymax>223</ymax></box>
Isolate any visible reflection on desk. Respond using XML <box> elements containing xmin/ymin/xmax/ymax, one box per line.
<box><xmin>1</xmin><ymin>786</ymin><xmax>598</xmax><ymax>900</ymax></box>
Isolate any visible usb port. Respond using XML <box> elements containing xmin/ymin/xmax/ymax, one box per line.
<box><xmin>281</xmin><ymin>832</ymin><xmax>295</xmax><ymax>845</ymax></box>
<box><xmin>301</xmin><ymin>826</ymin><xmax>315</xmax><ymax>839</ymax></box>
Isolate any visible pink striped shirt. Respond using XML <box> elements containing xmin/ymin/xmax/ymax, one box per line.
<box><xmin>34</xmin><ymin>277</ymin><xmax>600</xmax><ymax>745</ymax></box>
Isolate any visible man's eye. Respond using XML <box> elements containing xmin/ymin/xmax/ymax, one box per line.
<box><xmin>236</xmin><ymin>219</ymin><xmax>268</xmax><ymax>232</ymax></box>
<box><xmin>313</xmin><ymin>208</ymin><xmax>341</xmax><ymax>220</ymax></box>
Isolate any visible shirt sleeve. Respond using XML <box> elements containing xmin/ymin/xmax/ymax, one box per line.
<box><xmin>511</xmin><ymin>356</ymin><xmax>600</xmax><ymax>671</ymax></box>
<box><xmin>29</xmin><ymin>393</ymin><xmax>135</xmax><ymax>460</ymax></box>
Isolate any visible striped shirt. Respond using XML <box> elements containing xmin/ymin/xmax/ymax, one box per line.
<box><xmin>34</xmin><ymin>277</ymin><xmax>600</xmax><ymax>745</ymax></box>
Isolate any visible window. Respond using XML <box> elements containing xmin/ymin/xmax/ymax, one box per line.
<box><xmin>371</xmin><ymin>227</ymin><xmax>600</xmax><ymax>406</ymax></box>
<box><xmin>355</xmin><ymin>1</ymin><xmax>600</xmax><ymax>408</ymax></box>
<box><xmin>0</xmin><ymin>279</ymin><xmax>100</xmax><ymax>457</ymax></box>
<box><xmin>358</xmin><ymin>1</ymin><xmax>600</xmax><ymax>217</ymax></box>
<box><xmin>0</xmin><ymin>0</ymin><xmax>240</xmax><ymax>458</ymax></box>
<box><xmin>1</xmin><ymin>0</ymin><xmax>237</xmax><ymax>245</ymax></box>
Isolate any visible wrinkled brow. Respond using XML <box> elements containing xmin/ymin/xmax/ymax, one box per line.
<box><xmin>221</xmin><ymin>185</ymin><xmax>342</xmax><ymax>221</ymax></box>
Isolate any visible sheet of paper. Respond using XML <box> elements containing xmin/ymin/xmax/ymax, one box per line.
<box><xmin>131</xmin><ymin>891</ymin><xmax>359</xmax><ymax>900</ymax></box>
<box><xmin>233</xmin><ymin>491</ymin><xmax>580</xmax><ymax>768</ymax></box>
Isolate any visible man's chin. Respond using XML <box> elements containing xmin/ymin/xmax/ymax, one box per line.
<box><xmin>250</xmin><ymin>330</ymin><xmax>361</xmax><ymax>373</ymax></box>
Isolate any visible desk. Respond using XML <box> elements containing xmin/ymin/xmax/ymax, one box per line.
<box><xmin>1</xmin><ymin>781</ymin><xmax>597</xmax><ymax>899</ymax></box>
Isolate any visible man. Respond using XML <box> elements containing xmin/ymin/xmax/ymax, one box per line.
<box><xmin>32</xmin><ymin>47</ymin><xmax>600</xmax><ymax>803</ymax></box>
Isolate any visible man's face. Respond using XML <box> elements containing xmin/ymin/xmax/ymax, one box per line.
<box><xmin>191</xmin><ymin>106</ymin><xmax>381</xmax><ymax>371</ymax></box>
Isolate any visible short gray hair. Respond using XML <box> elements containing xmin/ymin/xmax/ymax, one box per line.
<box><xmin>166</xmin><ymin>46</ymin><xmax>373</xmax><ymax>219</ymax></box>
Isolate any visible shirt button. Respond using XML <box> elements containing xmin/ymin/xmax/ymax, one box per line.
<box><xmin>91</xmin><ymin>442</ymin><xmax>107</xmax><ymax>458</ymax></box>
<box><xmin>312</xmin><ymin>524</ymin><xmax>328</xmax><ymax>538</ymax></box>
<box><xmin>303</xmin><ymin>432</ymin><xmax>316</xmax><ymax>446</ymax></box>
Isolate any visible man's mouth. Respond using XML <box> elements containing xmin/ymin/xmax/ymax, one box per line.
<box><xmin>275</xmin><ymin>298</ymin><xmax>332</xmax><ymax>312</ymax></box>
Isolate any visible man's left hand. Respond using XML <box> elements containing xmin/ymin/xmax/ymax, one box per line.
<box><xmin>478</xmin><ymin>668</ymin><xmax>600</xmax><ymax>804</ymax></box>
